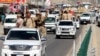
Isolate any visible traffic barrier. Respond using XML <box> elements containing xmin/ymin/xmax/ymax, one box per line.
<box><xmin>77</xmin><ymin>26</ymin><xmax>92</xmax><ymax>56</ymax></box>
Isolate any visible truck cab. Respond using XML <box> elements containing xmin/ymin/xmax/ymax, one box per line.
<box><xmin>1</xmin><ymin>28</ymin><xmax>47</xmax><ymax>56</ymax></box>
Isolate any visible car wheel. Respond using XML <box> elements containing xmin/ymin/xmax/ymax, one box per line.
<box><xmin>56</xmin><ymin>35</ymin><xmax>60</xmax><ymax>39</ymax></box>
<box><xmin>43</xmin><ymin>48</ymin><xmax>46</xmax><ymax>56</ymax></box>
<box><xmin>72</xmin><ymin>35</ymin><xmax>76</xmax><ymax>39</ymax></box>
<box><xmin>4</xmin><ymin>29</ymin><xmax>7</xmax><ymax>35</ymax></box>
<box><xmin>77</xmin><ymin>27</ymin><xmax>79</xmax><ymax>29</ymax></box>
<box><xmin>53</xmin><ymin>30</ymin><xmax>56</xmax><ymax>34</ymax></box>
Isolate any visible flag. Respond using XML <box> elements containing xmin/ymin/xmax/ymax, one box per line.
<box><xmin>9</xmin><ymin>3</ymin><xmax>19</xmax><ymax>12</ymax></box>
<box><xmin>45</xmin><ymin>0</ymin><xmax>51</xmax><ymax>7</ymax></box>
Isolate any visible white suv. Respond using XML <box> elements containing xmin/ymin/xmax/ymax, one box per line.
<box><xmin>80</xmin><ymin>13</ymin><xmax>91</xmax><ymax>24</ymax></box>
<box><xmin>45</xmin><ymin>14</ymin><xmax>58</xmax><ymax>33</ymax></box>
<box><xmin>1</xmin><ymin>28</ymin><xmax>47</xmax><ymax>56</ymax></box>
<box><xmin>3</xmin><ymin>14</ymin><xmax>17</xmax><ymax>35</ymax></box>
<box><xmin>56</xmin><ymin>20</ymin><xmax>76</xmax><ymax>39</ymax></box>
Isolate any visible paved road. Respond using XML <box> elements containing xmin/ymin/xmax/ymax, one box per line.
<box><xmin>0</xmin><ymin>24</ymin><xmax>84</xmax><ymax>56</ymax></box>
<box><xmin>46</xmin><ymin>25</ymin><xmax>84</xmax><ymax>56</ymax></box>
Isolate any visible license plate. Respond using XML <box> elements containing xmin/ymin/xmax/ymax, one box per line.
<box><xmin>17</xmin><ymin>55</ymin><xmax>23</xmax><ymax>56</ymax></box>
<box><xmin>47</xmin><ymin>29</ymin><xmax>50</xmax><ymax>31</ymax></box>
<box><xmin>84</xmin><ymin>21</ymin><xmax>86</xmax><ymax>23</ymax></box>
<box><xmin>13</xmin><ymin>52</ymin><xmax>23</xmax><ymax>54</ymax></box>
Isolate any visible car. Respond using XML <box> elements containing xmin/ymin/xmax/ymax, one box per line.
<box><xmin>50</xmin><ymin>9</ymin><xmax>60</xmax><ymax>16</ymax></box>
<box><xmin>1</xmin><ymin>28</ymin><xmax>47</xmax><ymax>56</ymax></box>
<box><xmin>29</xmin><ymin>9</ymin><xmax>39</xmax><ymax>17</ymax></box>
<box><xmin>29</xmin><ymin>9</ymin><xmax>39</xmax><ymax>14</ymax></box>
<box><xmin>40</xmin><ymin>9</ymin><xmax>47</xmax><ymax>16</ymax></box>
<box><xmin>45</xmin><ymin>14</ymin><xmax>58</xmax><ymax>33</ymax></box>
<box><xmin>3</xmin><ymin>14</ymin><xmax>17</xmax><ymax>35</ymax></box>
<box><xmin>56</xmin><ymin>20</ymin><xmax>76</xmax><ymax>39</ymax></box>
<box><xmin>80</xmin><ymin>13</ymin><xmax>91</xmax><ymax>24</ymax></box>
<box><xmin>97</xmin><ymin>15</ymin><xmax>100</xmax><ymax>26</ymax></box>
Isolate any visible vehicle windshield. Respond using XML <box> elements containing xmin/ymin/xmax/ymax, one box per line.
<box><xmin>59</xmin><ymin>21</ymin><xmax>73</xmax><ymax>26</ymax></box>
<box><xmin>81</xmin><ymin>14</ymin><xmax>90</xmax><ymax>17</ymax></box>
<box><xmin>40</xmin><ymin>10</ymin><xmax>46</xmax><ymax>12</ymax></box>
<box><xmin>30</xmin><ymin>11</ymin><xmax>34</xmax><ymax>14</ymax></box>
<box><xmin>5</xmin><ymin>18</ymin><xmax>16</xmax><ymax>23</ymax></box>
<box><xmin>45</xmin><ymin>17</ymin><xmax>55</xmax><ymax>23</ymax></box>
<box><xmin>7</xmin><ymin>31</ymin><xmax>39</xmax><ymax>40</ymax></box>
<box><xmin>51</xmin><ymin>11</ymin><xmax>59</xmax><ymax>14</ymax></box>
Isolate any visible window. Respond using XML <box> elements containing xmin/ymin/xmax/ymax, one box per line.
<box><xmin>51</xmin><ymin>11</ymin><xmax>59</xmax><ymax>14</ymax></box>
<box><xmin>7</xmin><ymin>31</ymin><xmax>39</xmax><ymax>40</ymax></box>
<box><xmin>59</xmin><ymin>21</ymin><xmax>73</xmax><ymax>26</ymax></box>
<box><xmin>81</xmin><ymin>14</ymin><xmax>90</xmax><ymax>17</ymax></box>
<box><xmin>5</xmin><ymin>18</ymin><xmax>16</xmax><ymax>23</ymax></box>
<box><xmin>45</xmin><ymin>17</ymin><xmax>55</xmax><ymax>23</ymax></box>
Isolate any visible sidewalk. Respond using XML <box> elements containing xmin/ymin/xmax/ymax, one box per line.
<box><xmin>88</xmin><ymin>24</ymin><xmax>100</xmax><ymax>56</ymax></box>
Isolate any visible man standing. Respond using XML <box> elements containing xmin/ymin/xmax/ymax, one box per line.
<box><xmin>60</xmin><ymin>11</ymin><xmax>68</xmax><ymax>20</ymax></box>
<box><xmin>16</xmin><ymin>14</ymin><xmax>24</xmax><ymax>28</ymax></box>
<box><xmin>35</xmin><ymin>10</ymin><xmax>48</xmax><ymax>37</ymax></box>
<box><xmin>23</xmin><ymin>12</ymin><xmax>36</xmax><ymax>28</ymax></box>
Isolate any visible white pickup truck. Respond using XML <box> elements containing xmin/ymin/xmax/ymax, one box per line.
<box><xmin>3</xmin><ymin>14</ymin><xmax>17</xmax><ymax>35</ymax></box>
<box><xmin>1</xmin><ymin>28</ymin><xmax>47</xmax><ymax>56</ymax></box>
<box><xmin>80</xmin><ymin>13</ymin><xmax>91</xmax><ymax>24</ymax></box>
<box><xmin>45</xmin><ymin>14</ymin><xmax>58</xmax><ymax>33</ymax></box>
<box><xmin>56</xmin><ymin>20</ymin><xmax>76</xmax><ymax>39</ymax></box>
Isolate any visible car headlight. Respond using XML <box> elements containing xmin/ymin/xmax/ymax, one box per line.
<box><xmin>57</xmin><ymin>27</ymin><xmax>61</xmax><ymax>30</ymax></box>
<box><xmin>3</xmin><ymin>45</ymin><xmax>9</xmax><ymax>49</ymax></box>
<box><xmin>31</xmin><ymin>45</ymin><xmax>40</xmax><ymax>50</ymax></box>
<box><xmin>69</xmin><ymin>28</ymin><xmax>74</xmax><ymax>31</ymax></box>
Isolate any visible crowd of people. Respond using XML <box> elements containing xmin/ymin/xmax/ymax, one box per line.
<box><xmin>16</xmin><ymin>9</ymin><xmax>49</xmax><ymax>37</ymax></box>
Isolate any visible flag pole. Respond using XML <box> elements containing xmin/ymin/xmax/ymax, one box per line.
<box><xmin>24</xmin><ymin>0</ymin><xmax>27</xmax><ymax>18</ymax></box>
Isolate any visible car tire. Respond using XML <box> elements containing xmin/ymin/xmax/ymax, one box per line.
<box><xmin>56</xmin><ymin>35</ymin><xmax>60</xmax><ymax>39</ymax></box>
<box><xmin>53</xmin><ymin>30</ymin><xmax>56</xmax><ymax>34</ymax></box>
<box><xmin>77</xmin><ymin>27</ymin><xmax>79</xmax><ymax>29</ymax></box>
<box><xmin>4</xmin><ymin>29</ymin><xmax>7</xmax><ymax>35</ymax></box>
<box><xmin>43</xmin><ymin>48</ymin><xmax>46</xmax><ymax>56</ymax></box>
<box><xmin>72</xmin><ymin>35</ymin><xmax>76</xmax><ymax>39</ymax></box>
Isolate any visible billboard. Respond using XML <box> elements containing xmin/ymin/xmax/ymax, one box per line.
<box><xmin>0</xmin><ymin>0</ymin><xmax>14</xmax><ymax>3</ymax></box>
<box><xmin>0</xmin><ymin>0</ymin><xmax>27</xmax><ymax>4</ymax></box>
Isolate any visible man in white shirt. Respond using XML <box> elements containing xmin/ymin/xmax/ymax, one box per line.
<box><xmin>16</xmin><ymin>14</ymin><xmax>24</xmax><ymax>28</ymax></box>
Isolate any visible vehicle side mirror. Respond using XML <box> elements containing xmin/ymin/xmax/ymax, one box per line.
<box><xmin>41</xmin><ymin>37</ymin><xmax>47</xmax><ymax>41</ymax></box>
<box><xmin>0</xmin><ymin>35</ymin><xmax>5</xmax><ymax>41</ymax></box>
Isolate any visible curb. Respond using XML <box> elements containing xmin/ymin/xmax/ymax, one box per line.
<box><xmin>77</xmin><ymin>26</ymin><xmax>92</xmax><ymax>56</ymax></box>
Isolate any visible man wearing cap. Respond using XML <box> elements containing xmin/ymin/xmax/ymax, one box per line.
<box><xmin>16</xmin><ymin>14</ymin><xmax>24</xmax><ymax>28</ymax></box>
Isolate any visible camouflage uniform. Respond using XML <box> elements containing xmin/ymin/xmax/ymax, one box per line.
<box><xmin>35</xmin><ymin>11</ymin><xmax>48</xmax><ymax>37</ymax></box>
<box><xmin>23</xmin><ymin>12</ymin><xmax>36</xmax><ymax>28</ymax></box>
<box><xmin>24</xmin><ymin>17</ymin><xmax>36</xmax><ymax>28</ymax></box>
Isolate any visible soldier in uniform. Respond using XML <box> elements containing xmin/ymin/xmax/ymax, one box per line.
<box><xmin>60</xmin><ymin>11</ymin><xmax>68</xmax><ymax>20</ymax></box>
<box><xmin>23</xmin><ymin>12</ymin><xmax>36</xmax><ymax>28</ymax></box>
<box><xmin>67</xmin><ymin>10</ymin><xmax>74</xmax><ymax>20</ymax></box>
<box><xmin>16</xmin><ymin>14</ymin><xmax>24</xmax><ymax>28</ymax></box>
<box><xmin>35</xmin><ymin>10</ymin><xmax>48</xmax><ymax>37</ymax></box>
